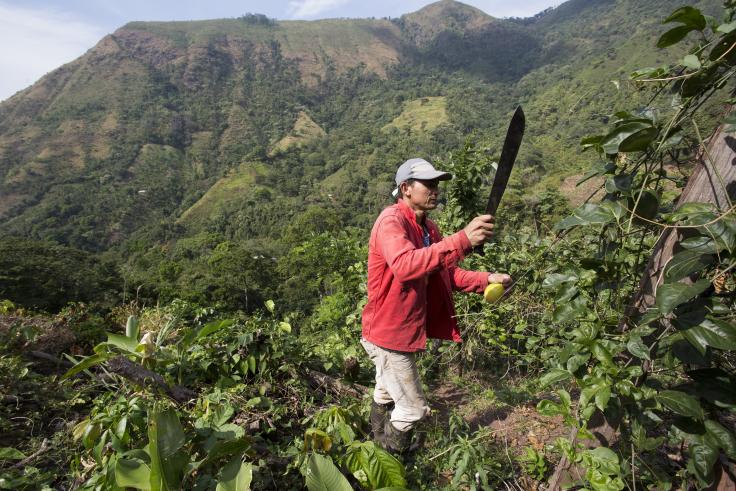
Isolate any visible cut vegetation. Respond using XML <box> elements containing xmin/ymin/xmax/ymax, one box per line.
<box><xmin>269</xmin><ymin>111</ymin><xmax>326</xmax><ymax>156</ymax></box>
<box><xmin>382</xmin><ymin>96</ymin><xmax>449</xmax><ymax>133</ymax></box>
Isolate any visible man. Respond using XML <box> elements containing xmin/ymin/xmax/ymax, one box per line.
<box><xmin>361</xmin><ymin>157</ymin><xmax>512</xmax><ymax>454</ymax></box>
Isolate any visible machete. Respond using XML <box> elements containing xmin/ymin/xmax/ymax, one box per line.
<box><xmin>476</xmin><ymin>105</ymin><xmax>525</xmax><ymax>256</ymax></box>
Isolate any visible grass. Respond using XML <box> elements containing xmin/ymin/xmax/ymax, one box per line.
<box><xmin>382</xmin><ymin>96</ymin><xmax>449</xmax><ymax>133</ymax></box>
<box><xmin>177</xmin><ymin>161</ymin><xmax>271</xmax><ymax>225</ymax></box>
<box><xmin>269</xmin><ymin>111</ymin><xmax>326</xmax><ymax>156</ymax></box>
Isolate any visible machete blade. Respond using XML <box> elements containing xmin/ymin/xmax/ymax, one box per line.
<box><xmin>476</xmin><ymin>106</ymin><xmax>525</xmax><ymax>255</ymax></box>
<box><xmin>485</xmin><ymin>106</ymin><xmax>525</xmax><ymax>216</ymax></box>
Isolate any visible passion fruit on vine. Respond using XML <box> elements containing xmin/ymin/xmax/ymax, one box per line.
<box><xmin>484</xmin><ymin>283</ymin><xmax>505</xmax><ymax>303</ymax></box>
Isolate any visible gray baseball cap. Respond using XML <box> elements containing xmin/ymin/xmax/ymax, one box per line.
<box><xmin>392</xmin><ymin>158</ymin><xmax>452</xmax><ymax>197</ymax></box>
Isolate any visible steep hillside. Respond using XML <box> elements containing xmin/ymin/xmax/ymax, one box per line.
<box><xmin>0</xmin><ymin>0</ymin><xmax>724</xmax><ymax>257</ymax></box>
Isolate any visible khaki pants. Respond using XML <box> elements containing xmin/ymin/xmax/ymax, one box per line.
<box><xmin>361</xmin><ymin>339</ymin><xmax>430</xmax><ymax>432</ymax></box>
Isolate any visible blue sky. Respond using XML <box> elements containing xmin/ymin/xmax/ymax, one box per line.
<box><xmin>0</xmin><ymin>0</ymin><xmax>560</xmax><ymax>101</ymax></box>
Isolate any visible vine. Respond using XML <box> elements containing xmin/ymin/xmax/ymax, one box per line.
<box><xmin>537</xmin><ymin>3</ymin><xmax>736</xmax><ymax>489</ymax></box>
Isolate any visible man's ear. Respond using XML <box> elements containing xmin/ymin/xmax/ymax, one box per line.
<box><xmin>400</xmin><ymin>181</ymin><xmax>412</xmax><ymax>197</ymax></box>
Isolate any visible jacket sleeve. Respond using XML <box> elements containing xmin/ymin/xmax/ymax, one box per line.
<box><xmin>376</xmin><ymin>214</ymin><xmax>472</xmax><ymax>282</ymax></box>
<box><xmin>449</xmin><ymin>265</ymin><xmax>489</xmax><ymax>293</ymax></box>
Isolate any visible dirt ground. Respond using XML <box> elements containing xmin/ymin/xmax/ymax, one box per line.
<box><xmin>0</xmin><ymin>314</ymin><xmax>76</xmax><ymax>356</ymax></box>
<box><xmin>430</xmin><ymin>376</ymin><xmax>568</xmax><ymax>455</ymax></box>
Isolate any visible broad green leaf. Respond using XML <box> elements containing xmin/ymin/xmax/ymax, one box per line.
<box><xmin>345</xmin><ymin>442</ymin><xmax>406</xmax><ymax>489</ymax></box>
<box><xmin>626</xmin><ymin>336</ymin><xmax>650</xmax><ymax>360</ymax></box>
<box><xmin>682</xmin><ymin>54</ymin><xmax>701</xmax><ymax>70</ymax></box>
<box><xmin>629</xmin><ymin>190</ymin><xmax>659</xmax><ymax>223</ymax></box>
<box><xmin>0</xmin><ymin>448</ymin><xmax>26</xmax><ymax>460</ymax></box>
<box><xmin>107</xmin><ymin>332</ymin><xmax>141</xmax><ymax>354</ymax></box>
<box><xmin>148</xmin><ymin>409</ymin><xmax>186</xmax><ymax>491</ymax></box>
<box><xmin>655</xmin><ymin>279</ymin><xmax>710</xmax><ymax>315</ymax></box>
<box><xmin>115</xmin><ymin>416</ymin><xmax>128</xmax><ymax>440</ymax></box>
<box><xmin>566</xmin><ymin>352</ymin><xmax>590</xmax><ymax>373</ymax></box>
<box><xmin>155</xmin><ymin>410</ymin><xmax>185</xmax><ymax>458</ymax></box>
<box><xmin>664</xmin><ymin>250</ymin><xmax>714</xmax><ymax>281</ymax></box>
<box><xmin>620</xmin><ymin>127</ymin><xmax>658</xmax><ymax>152</ymax></box>
<box><xmin>201</xmin><ymin>438</ymin><xmax>252</xmax><ymax>467</ymax></box>
<box><xmin>62</xmin><ymin>352</ymin><xmax>112</xmax><ymax>380</ymax></box>
<box><xmin>717</xmin><ymin>21</ymin><xmax>736</xmax><ymax>33</ymax></box>
<box><xmin>303</xmin><ymin>453</ymin><xmax>352</xmax><ymax>491</ymax></box>
<box><xmin>553</xmin><ymin>295</ymin><xmax>587</xmax><ymax>323</ymax></box>
<box><xmin>672</xmin><ymin>339</ymin><xmax>710</xmax><ymax>365</ymax></box>
<box><xmin>539</xmin><ymin>369</ymin><xmax>571</xmax><ymax>388</ymax></box>
<box><xmin>602</xmin><ymin>121</ymin><xmax>654</xmax><ymax>154</ymax></box>
<box><xmin>537</xmin><ymin>400</ymin><xmax>565</xmax><ymax>417</ymax></box>
<box><xmin>657</xmin><ymin>25</ymin><xmax>695</xmax><ymax>48</ymax></box>
<box><xmin>115</xmin><ymin>458</ymin><xmax>152</xmax><ymax>490</ymax></box>
<box><xmin>126</xmin><ymin>316</ymin><xmax>140</xmax><ymax>340</ymax></box>
<box><xmin>688</xmin><ymin>442</ymin><xmax>717</xmax><ymax>486</ymax></box>
<box><xmin>704</xmin><ymin>420</ymin><xmax>736</xmax><ymax>459</ymax></box>
<box><xmin>682</xmin><ymin>328</ymin><xmax>709</xmax><ymax>356</ymax></box>
<box><xmin>542</xmin><ymin>272</ymin><xmax>578</xmax><ymax>289</ymax></box>
<box><xmin>591</xmin><ymin>341</ymin><xmax>613</xmax><ymax>366</ymax></box>
<box><xmin>665</xmin><ymin>202</ymin><xmax>717</xmax><ymax>224</ymax></box>
<box><xmin>555</xmin><ymin>204</ymin><xmax>616</xmax><ymax>230</ymax></box>
<box><xmin>605</xmin><ymin>175</ymin><xmax>632</xmax><ymax>194</ymax></box>
<box><xmin>686</xmin><ymin>369</ymin><xmax>736</xmax><ymax>409</ymax></box>
<box><xmin>586</xmin><ymin>447</ymin><xmax>620</xmax><ymax>474</ymax></box>
<box><xmin>594</xmin><ymin>385</ymin><xmax>611</xmax><ymax>411</ymax></box>
<box><xmin>216</xmin><ymin>457</ymin><xmax>253</xmax><ymax>491</ymax></box>
<box><xmin>664</xmin><ymin>6</ymin><xmax>706</xmax><ymax>30</ymax></box>
<box><xmin>657</xmin><ymin>390</ymin><xmax>704</xmax><ymax>419</ymax></box>
<box><xmin>197</xmin><ymin>319</ymin><xmax>235</xmax><ymax>340</ymax></box>
<box><xmin>685</xmin><ymin>318</ymin><xmax>736</xmax><ymax>351</ymax></box>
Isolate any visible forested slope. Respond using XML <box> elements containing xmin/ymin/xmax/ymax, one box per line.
<box><xmin>0</xmin><ymin>0</ymin><xmax>723</xmax><ymax>314</ymax></box>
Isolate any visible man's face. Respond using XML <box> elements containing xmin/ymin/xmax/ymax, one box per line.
<box><xmin>402</xmin><ymin>179</ymin><xmax>440</xmax><ymax>211</ymax></box>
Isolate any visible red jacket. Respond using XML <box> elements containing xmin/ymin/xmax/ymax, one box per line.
<box><xmin>361</xmin><ymin>200</ymin><xmax>489</xmax><ymax>352</ymax></box>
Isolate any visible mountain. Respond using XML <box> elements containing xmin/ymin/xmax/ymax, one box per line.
<box><xmin>0</xmin><ymin>0</ymin><xmax>726</xmax><ymax>309</ymax></box>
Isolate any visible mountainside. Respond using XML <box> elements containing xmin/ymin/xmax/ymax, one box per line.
<box><xmin>0</xmin><ymin>0</ymin><xmax>723</xmax><ymax>254</ymax></box>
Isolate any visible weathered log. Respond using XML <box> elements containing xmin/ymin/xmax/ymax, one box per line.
<box><xmin>24</xmin><ymin>350</ymin><xmax>74</xmax><ymax>368</ymax></box>
<box><xmin>548</xmin><ymin>122</ymin><xmax>736</xmax><ymax>490</ymax></box>
<box><xmin>303</xmin><ymin>367</ymin><xmax>368</xmax><ymax>399</ymax></box>
<box><xmin>106</xmin><ymin>356</ymin><xmax>197</xmax><ymax>404</ymax></box>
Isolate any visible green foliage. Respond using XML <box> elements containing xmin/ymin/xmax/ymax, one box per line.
<box><xmin>2</xmin><ymin>2</ymin><xmax>734</xmax><ymax>490</ymax></box>
<box><xmin>534</xmin><ymin>3</ymin><xmax>736</xmax><ymax>489</ymax></box>
<box><xmin>302</xmin><ymin>453</ymin><xmax>352</xmax><ymax>491</ymax></box>
<box><xmin>518</xmin><ymin>447</ymin><xmax>548</xmax><ymax>481</ymax></box>
<box><xmin>0</xmin><ymin>238</ymin><xmax>120</xmax><ymax>312</ymax></box>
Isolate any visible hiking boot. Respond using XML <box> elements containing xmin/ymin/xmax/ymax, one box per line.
<box><xmin>380</xmin><ymin>419</ymin><xmax>413</xmax><ymax>454</ymax></box>
<box><xmin>369</xmin><ymin>401</ymin><xmax>393</xmax><ymax>440</ymax></box>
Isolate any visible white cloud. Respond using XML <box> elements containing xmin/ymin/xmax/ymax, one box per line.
<box><xmin>287</xmin><ymin>0</ymin><xmax>352</xmax><ymax>19</ymax></box>
<box><xmin>0</xmin><ymin>3</ymin><xmax>105</xmax><ymax>102</ymax></box>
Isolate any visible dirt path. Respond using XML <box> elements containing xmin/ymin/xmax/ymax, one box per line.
<box><xmin>429</xmin><ymin>377</ymin><xmax>568</xmax><ymax>455</ymax></box>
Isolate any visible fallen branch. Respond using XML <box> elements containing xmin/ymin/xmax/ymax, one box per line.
<box><xmin>11</xmin><ymin>438</ymin><xmax>49</xmax><ymax>469</ymax></box>
<box><xmin>106</xmin><ymin>356</ymin><xmax>197</xmax><ymax>404</ymax></box>
<box><xmin>24</xmin><ymin>351</ymin><xmax>74</xmax><ymax>368</ymax></box>
<box><xmin>303</xmin><ymin>368</ymin><xmax>368</xmax><ymax>399</ymax></box>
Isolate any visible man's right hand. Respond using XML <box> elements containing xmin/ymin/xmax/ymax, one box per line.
<box><xmin>463</xmin><ymin>215</ymin><xmax>495</xmax><ymax>247</ymax></box>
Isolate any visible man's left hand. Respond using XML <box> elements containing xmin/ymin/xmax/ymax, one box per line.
<box><xmin>488</xmin><ymin>273</ymin><xmax>512</xmax><ymax>288</ymax></box>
